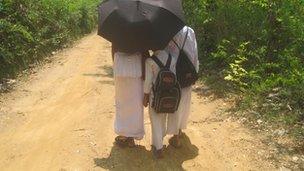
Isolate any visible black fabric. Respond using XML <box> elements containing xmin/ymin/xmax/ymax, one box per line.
<box><xmin>174</xmin><ymin>28</ymin><xmax>199</xmax><ymax>88</ymax></box>
<box><xmin>176</xmin><ymin>51</ymin><xmax>199</xmax><ymax>88</ymax></box>
<box><xmin>98</xmin><ymin>0</ymin><xmax>185</xmax><ymax>53</ymax></box>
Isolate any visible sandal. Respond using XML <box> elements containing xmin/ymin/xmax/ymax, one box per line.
<box><xmin>126</xmin><ymin>137</ymin><xmax>136</xmax><ymax>148</ymax></box>
<box><xmin>152</xmin><ymin>146</ymin><xmax>164</xmax><ymax>159</ymax></box>
<box><xmin>169</xmin><ymin>135</ymin><xmax>182</xmax><ymax>148</ymax></box>
<box><xmin>115</xmin><ymin>136</ymin><xmax>136</xmax><ymax>148</ymax></box>
<box><xmin>115</xmin><ymin>136</ymin><xmax>128</xmax><ymax>148</ymax></box>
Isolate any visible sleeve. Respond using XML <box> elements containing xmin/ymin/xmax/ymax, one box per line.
<box><xmin>193</xmin><ymin>34</ymin><xmax>199</xmax><ymax>72</ymax></box>
<box><xmin>111</xmin><ymin>43</ymin><xmax>117</xmax><ymax>62</ymax></box>
<box><xmin>141</xmin><ymin>51</ymin><xmax>150</xmax><ymax>80</ymax></box>
<box><xmin>144</xmin><ymin>59</ymin><xmax>153</xmax><ymax>94</ymax></box>
<box><xmin>189</xmin><ymin>28</ymin><xmax>199</xmax><ymax>72</ymax></box>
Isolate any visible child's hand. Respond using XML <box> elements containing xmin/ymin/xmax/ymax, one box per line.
<box><xmin>143</xmin><ymin>94</ymin><xmax>149</xmax><ymax>107</ymax></box>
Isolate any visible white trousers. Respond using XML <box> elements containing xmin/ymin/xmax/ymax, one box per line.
<box><xmin>149</xmin><ymin>107</ymin><xmax>167</xmax><ymax>150</ymax></box>
<box><xmin>167</xmin><ymin>87</ymin><xmax>192</xmax><ymax>135</ymax></box>
<box><xmin>114</xmin><ymin>77</ymin><xmax>144</xmax><ymax>139</ymax></box>
<box><xmin>149</xmin><ymin>87</ymin><xmax>192</xmax><ymax>149</ymax></box>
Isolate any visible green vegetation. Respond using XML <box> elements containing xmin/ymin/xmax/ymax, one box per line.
<box><xmin>183</xmin><ymin>0</ymin><xmax>304</xmax><ymax>139</ymax></box>
<box><xmin>0</xmin><ymin>0</ymin><xmax>100</xmax><ymax>80</ymax></box>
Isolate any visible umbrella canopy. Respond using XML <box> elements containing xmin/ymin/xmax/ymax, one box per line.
<box><xmin>98</xmin><ymin>0</ymin><xmax>185</xmax><ymax>53</ymax></box>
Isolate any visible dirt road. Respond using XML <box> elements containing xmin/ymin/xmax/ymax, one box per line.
<box><xmin>0</xmin><ymin>33</ymin><xmax>277</xmax><ymax>170</ymax></box>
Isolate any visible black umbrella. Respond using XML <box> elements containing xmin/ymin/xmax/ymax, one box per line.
<box><xmin>98</xmin><ymin>0</ymin><xmax>185</xmax><ymax>53</ymax></box>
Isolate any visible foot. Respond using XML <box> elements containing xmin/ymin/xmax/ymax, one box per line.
<box><xmin>126</xmin><ymin>137</ymin><xmax>136</xmax><ymax>148</ymax></box>
<box><xmin>179</xmin><ymin>129</ymin><xmax>186</xmax><ymax>138</ymax></box>
<box><xmin>169</xmin><ymin>135</ymin><xmax>182</xmax><ymax>148</ymax></box>
<box><xmin>152</xmin><ymin>146</ymin><xmax>164</xmax><ymax>159</ymax></box>
<box><xmin>179</xmin><ymin>129</ymin><xmax>183</xmax><ymax>136</ymax></box>
<box><xmin>115</xmin><ymin>136</ymin><xmax>128</xmax><ymax>148</ymax></box>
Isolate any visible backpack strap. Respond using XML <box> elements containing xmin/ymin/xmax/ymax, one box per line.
<box><xmin>172</xmin><ymin>39</ymin><xmax>180</xmax><ymax>50</ymax></box>
<box><xmin>172</xmin><ymin>27</ymin><xmax>189</xmax><ymax>50</ymax></box>
<box><xmin>151</xmin><ymin>54</ymin><xmax>172</xmax><ymax>69</ymax></box>
<box><xmin>182</xmin><ymin>28</ymin><xmax>189</xmax><ymax>49</ymax></box>
<box><xmin>165</xmin><ymin>54</ymin><xmax>172</xmax><ymax>68</ymax></box>
<box><xmin>151</xmin><ymin>55</ymin><xmax>165</xmax><ymax>68</ymax></box>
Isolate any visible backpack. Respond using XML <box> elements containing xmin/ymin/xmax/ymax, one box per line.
<box><xmin>151</xmin><ymin>54</ymin><xmax>181</xmax><ymax>114</ymax></box>
<box><xmin>173</xmin><ymin>28</ymin><xmax>199</xmax><ymax>88</ymax></box>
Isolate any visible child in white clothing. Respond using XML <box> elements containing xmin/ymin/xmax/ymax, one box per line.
<box><xmin>143</xmin><ymin>50</ymin><xmax>177</xmax><ymax>158</ymax></box>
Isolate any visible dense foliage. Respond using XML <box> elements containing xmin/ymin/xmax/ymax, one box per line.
<box><xmin>183</xmin><ymin>0</ymin><xmax>304</xmax><ymax>137</ymax></box>
<box><xmin>0</xmin><ymin>0</ymin><xmax>100</xmax><ymax>79</ymax></box>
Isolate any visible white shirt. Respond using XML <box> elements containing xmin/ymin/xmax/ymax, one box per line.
<box><xmin>113</xmin><ymin>52</ymin><xmax>142</xmax><ymax>78</ymax></box>
<box><xmin>166</xmin><ymin>26</ymin><xmax>199</xmax><ymax>72</ymax></box>
<box><xmin>144</xmin><ymin>26</ymin><xmax>199</xmax><ymax>94</ymax></box>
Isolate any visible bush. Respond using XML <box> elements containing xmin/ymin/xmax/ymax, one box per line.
<box><xmin>0</xmin><ymin>0</ymin><xmax>101</xmax><ymax>80</ymax></box>
<box><xmin>183</xmin><ymin>0</ymin><xmax>304</xmax><ymax>136</ymax></box>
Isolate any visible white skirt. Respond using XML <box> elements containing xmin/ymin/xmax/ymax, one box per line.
<box><xmin>167</xmin><ymin>87</ymin><xmax>192</xmax><ymax>135</ymax></box>
<box><xmin>113</xmin><ymin>52</ymin><xmax>142</xmax><ymax>78</ymax></box>
<box><xmin>114</xmin><ymin>77</ymin><xmax>144</xmax><ymax>139</ymax></box>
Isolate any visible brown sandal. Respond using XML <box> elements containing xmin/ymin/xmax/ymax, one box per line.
<box><xmin>115</xmin><ymin>136</ymin><xmax>136</xmax><ymax>148</ymax></box>
<box><xmin>126</xmin><ymin>137</ymin><xmax>136</xmax><ymax>148</ymax></box>
<box><xmin>115</xmin><ymin>136</ymin><xmax>128</xmax><ymax>148</ymax></box>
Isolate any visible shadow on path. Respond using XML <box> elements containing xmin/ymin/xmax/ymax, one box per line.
<box><xmin>94</xmin><ymin>135</ymin><xmax>199</xmax><ymax>171</ymax></box>
<box><xmin>98</xmin><ymin>65</ymin><xmax>113</xmax><ymax>78</ymax></box>
<box><xmin>83</xmin><ymin>65</ymin><xmax>113</xmax><ymax>78</ymax></box>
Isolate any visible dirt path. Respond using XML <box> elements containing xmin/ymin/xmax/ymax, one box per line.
<box><xmin>0</xmin><ymin>33</ymin><xmax>277</xmax><ymax>170</ymax></box>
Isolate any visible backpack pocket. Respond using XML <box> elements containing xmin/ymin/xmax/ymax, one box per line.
<box><xmin>154</xmin><ymin>87</ymin><xmax>180</xmax><ymax>113</ymax></box>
